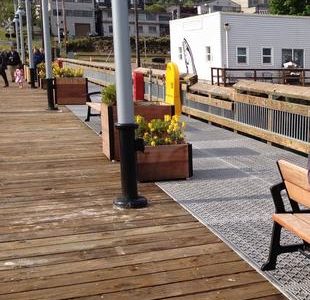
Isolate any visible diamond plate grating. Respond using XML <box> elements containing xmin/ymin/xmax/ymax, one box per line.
<box><xmin>157</xmin><ymin>117</ymin><xmax>309</xmax><ymax>300</ymax></box>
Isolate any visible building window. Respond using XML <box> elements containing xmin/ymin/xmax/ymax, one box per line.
<box><xmin>159</xmin><ymin>15</ymin><xmax>170</xmax><ymax>21</ymax></box>
<box><xmin>206</xmin><ymin>46</ymin><xmax>211</xmax><ymax>61</ymax></box>
<box><xmin>178</xmin><ymin>47</ymin><xmax>183</xmax><ymax>60</ymax></box>
<box><xmin>146</xmin><ymin>14</ymin><xmax>156</xmax><ymax>21</ymax></box>
<box><xmin>109</xmin><ymin>25</ymin><xmax>113</xmax><ymax>34</ymax></box>
<box><xmin>282</xmin><ymin>48</ymin><xmax>304</xmax><ymax>67</ymax></box>
<box><xmin>262</xmin><ymin>48</ymin><xmax>272</xmax><ymax>64</ymax></box>
<box><xmin>149</xmin><ymin>26</ymin><xmax>157</xmax><ymax>34</ymax></box>
<box><xmin>237</xmin><ymin>47</ymin><xmax>247</xmax><ymax>64</ymax></box>
<box><xmin>138</xmin><ymin>25</ymin><xmax>143</xmax><ymax>33</ymax></box>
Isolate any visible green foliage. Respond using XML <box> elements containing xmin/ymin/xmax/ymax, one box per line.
<box><xmin>0</xmin><ymin>0</ymin><xmax>14</xmax><ymax>26</ymax></box>
<box><xmin>145</xmin><ymin>4</ymin><xmax>166</xmax><ymax>13</ymax></box>
<box><xmin>101</xmin><ymin>84</ymin><xmax>117</xmax><ymax>106</ymax></box>
<box><xmin>269</xmin><ymin>0</ymin><xmax>310</xmax><ymax>16</ymax></box>
<box><xmin>68</xmin><ymin>36</ymin><xmax>170</xmax><ymax>55</ymax></box>
<box><xmin>67</xmin><ymin>38</ymin><xmax>96</xmax><ymax>52</ymax></box>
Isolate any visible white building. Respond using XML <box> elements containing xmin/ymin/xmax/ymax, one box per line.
<box><xmin>98</xmin><ymin>8</ymin><xmax>170</xmax><ymax>37</ymax></box>
<box><xmin>49</xmin><ymin>0</ymin><xmax>96</xmax><ymax>37</ymax></box>
<box><xmin>170</xmin><ymin>12</ymin><xmax>310</xmax><ymax>81</ymax></box>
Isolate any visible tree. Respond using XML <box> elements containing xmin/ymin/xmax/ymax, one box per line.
<box><xmin>269</xmin><ymin>0</ymin><xmax>310</xmax><ymax>16</ymax></box>
<box><xmin>0</xmin><ymin>0</ymin><xmax>14</xmax><ymax>26</ymax></box>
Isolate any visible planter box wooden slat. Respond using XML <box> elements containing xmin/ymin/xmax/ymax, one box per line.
<box><xmin>101</xmin><ymin>101</ymin><xmax>175</xmax><ymax>161</ymax></box>
<box><xmin>55</xmin><ymin>77</ymin><xmax>88</xmax><ymax>105</ymax></box>
<box><xmin>137</xmin><ymin>143</ymin><xmax>193</xmax><ymax>182</ymax></box>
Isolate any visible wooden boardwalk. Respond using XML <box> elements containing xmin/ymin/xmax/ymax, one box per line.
<box><xmin>0</xmin><ymin>85</ymin><xmax>286</xmax><ymax>300</ymax></box>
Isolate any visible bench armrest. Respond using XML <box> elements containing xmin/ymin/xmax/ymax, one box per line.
<box><xmin>270</xmin><ymin>182</ymin><xmax>286</xmax><ymax>213</ymax></box>
<box><xmin>270</xmin><ymin>181</ymin><xmax>308</xmax><ymax>213</ymax></box>
<box><xmin>86</xmin><ymin>91</ymin><xmax>102</xmax><ymax>101</ymax></box>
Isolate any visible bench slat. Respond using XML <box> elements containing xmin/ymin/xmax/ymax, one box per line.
<box><xmin>273</xmin><ymin>213</ymin><xmax>310</xmax><ymax>244</ymax></box>
<box><xmin>278</xmin><ymin>160</ymin><xmax>310</xmax><ymax>192</ymax></box>
<box><xmin>284</xmin><ymin>181</ymin><xmax>310</xmax><ymax>208</ymax></box>
<box><xmin>86</xmin><ymin>102</ymin><xmax>102</xmax><ymax>112</ymax></box>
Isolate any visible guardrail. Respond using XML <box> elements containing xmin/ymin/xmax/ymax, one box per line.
<box><xmin>61</xmin><ymin>59</ymin><xmax>310</xmax><ymax>154</ymax></box>
<box><xmin>211</xmin><ymin>67</ymin><xmax>310</xmax><ymax>87</ymax></box>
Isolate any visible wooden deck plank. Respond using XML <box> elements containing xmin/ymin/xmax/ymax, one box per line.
<box><xmin>0</xmin><ymin>85</ymin><xmax>285</xmax><ymax>299</ymax></box>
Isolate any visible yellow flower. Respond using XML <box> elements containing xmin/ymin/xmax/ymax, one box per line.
<box><xmin>172</xmin><ymin>115</ymin><xmax>179</xmax><ymax>122</ymax></box>
<box><xmin>167</xmin><ymin>129</ymin><xmax>171</xmax><ymax>134</ymax></box>
<box><xmin>165</xmin><ymin>137</ymin><xmax>171</xmax><ymax>144</ymax></box>
<box><xmin>150</xmin><ymin>141</ymin><xmax>156</xmax><ymax>147</ymax></box>
<box><xmin>164</xmin><ymin>115</ymin><xmax>171</xmax><ymax>122</ymax></box>
<box><xmin>181</xmin><ymin>121</ymin><xmax>186</xmax><ymax>128</ymax></box>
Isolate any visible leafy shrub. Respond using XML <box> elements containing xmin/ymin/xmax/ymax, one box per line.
<box><xmin>101</xmin><ymin>84</ymin><xmax>116</xmax><ymax>106</ymax></box>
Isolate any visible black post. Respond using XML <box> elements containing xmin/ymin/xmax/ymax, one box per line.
<box><xmin>29</xmin><ymin>68</ymin><xmax>36</xmax><ymax>88</ymax></box>
<box><xmin>46</xmin><ymin>78</ymin><xmax>56</xmax><ymax>110</ymax></box>
<box><xmin>114</xmin><ymin>123</ymin><xmax>147</xmax><ymax>209</ymax></box>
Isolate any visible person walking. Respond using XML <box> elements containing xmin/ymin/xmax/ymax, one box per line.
<box><xmin>6</xmin><ymin>46</ymin><xmax>21</xmax><ymax>83</ymax></box>
<box><xmin>0</xmin><ymin>51</ymin><xmax>9</xmax><ymax>88</ymax></box>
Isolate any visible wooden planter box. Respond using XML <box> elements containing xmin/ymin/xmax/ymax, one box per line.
<box><xmin>101</xmin><ymin>101</ymin><xmax>175</xmax><ymax>161</ymax></box>
<box><xmin>55</xmin><ymin>77</ymin><xmax>88</xmax><ymax>105</ymax></box>
<box><xmin>137</xmin><ymin>143</ymin><xmax>193</xmax><ymax>182</ymax></box>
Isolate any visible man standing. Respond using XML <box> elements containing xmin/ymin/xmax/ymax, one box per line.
<box><xmin>0</xmin><ymin>51</ymin><xmax>9</xmax><ymax>87</ymax></box>
<box><xmin>7</xmin><ymin>46</ymin><xmax>21</xmax><ymax>82</ymax></box>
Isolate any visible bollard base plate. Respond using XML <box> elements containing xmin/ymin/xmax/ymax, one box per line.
<box><xmin>114</xmin><ymin>196</ymin><xmax>148</xmax><ymax>209</ymax></box>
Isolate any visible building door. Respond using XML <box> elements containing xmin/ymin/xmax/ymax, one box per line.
<box><xmin>75</xmin><ymin>23</ymin><xmax>91</xmax><ymax>37</ymax></box>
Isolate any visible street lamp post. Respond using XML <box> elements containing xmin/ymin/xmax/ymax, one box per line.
<box><xmin>25</xmin><ymin>0</ymin><xmax>35</xmax><ymax>88</ymax></box>
<box><xmin>13</xmin><ymin>1</ymin><xmax>20</xmax><ymax>54</ymax></box>
<box><xmin>17</xmin><ymin>0</ymin><xmax>25</xmax><ymax>64</ymax></box>
<box><xmin>41</xmin><ymin>0</ymin><xmax>56</xmax><ymax>110</ymax></box>
<box><xmin>55</xmin><ymin>0</ymin><xmax>61</xmax><ymax>47</ymax></box>
<box><xmin>111</xmin><ymin>0</ymin><xmax>147</xmax><ymax>209</ymax></box>
<box><xmin>133</xmin><ymin>0</ymin><xmax>141</xmax><ymax>67</ymax></box>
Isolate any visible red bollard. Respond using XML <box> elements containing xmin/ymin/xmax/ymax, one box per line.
<box><xmin>133</xmin><ymin>71</ymin><xmax>144</xmax><ymax>101</ymax></box>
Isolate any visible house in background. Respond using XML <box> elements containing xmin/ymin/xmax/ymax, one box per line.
<box><xmin>49</xmin><ymin>0</ymin><xmax>96</xmax><ymax>37</ymax></box>
<box><xmin>197</xmin><ymin>0</ymin><xmax>241</xmax><ymax>14</ymax></box>
<box><xmin>233</xmin><ymin>0</ymin><xmax>269</xmax><ymax>14</ymax></box>
<box><xmin>170</xmin><ymin>12</ymin><xmax>310</xmax><ymax>82</ymax></box>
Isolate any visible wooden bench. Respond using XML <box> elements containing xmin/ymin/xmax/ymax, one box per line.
<box><xmin>84</xmin><ymin>91</ymin><xmax>101</xmax><ymax>122</ymax></box>
<box><xmin>262</xmin><ymin>159</ymin><xmax>310</xmax><ymax>270</ymax></box>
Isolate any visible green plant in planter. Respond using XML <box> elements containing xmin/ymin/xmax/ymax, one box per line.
<box><xmin>101</xmin><ymin>84</ymin><xmax>117</xmax><ymax>106</ymax></box>
<box><xmin>135</xmin><ymin>114</ymin><xmax>186</xmax><ymax>147</ymax></box>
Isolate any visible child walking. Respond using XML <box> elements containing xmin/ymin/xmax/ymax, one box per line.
<box><xmin>14</xmin><ymin>64</ymin><xmax>24</xmax><ymax>88</ymax></box>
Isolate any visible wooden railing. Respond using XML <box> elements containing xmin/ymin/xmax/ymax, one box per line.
<box><xmin>60</xmin><ymin>59</ymin><xmax>310</xmax><ymax>154</ymax></box>
<box><xmin>211</xmin><ymin>67</ymin><xmax>310</xmax><ymax>87</ymax></box>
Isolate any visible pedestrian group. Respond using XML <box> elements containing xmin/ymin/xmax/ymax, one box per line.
<box><xmin>0</xmin><ymin>46</ymin><xmax>44</xmax><ymax>88</ymax></box>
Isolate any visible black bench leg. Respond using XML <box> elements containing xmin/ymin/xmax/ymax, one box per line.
<box><xmin>85</xmin><ymin>106</ymin><xmax>91</xmax><ymax>122</ymax></box>
<box><xmin>261</xmin><ymin>222</ymin><xmax>282</xmax><ymax>271</ymax></box>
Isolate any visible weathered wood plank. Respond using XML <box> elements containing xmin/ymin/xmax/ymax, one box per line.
<box><xmin>0</xmin><ymin>85</ymin><xmax>285</xmax><ymax>300</ymax></box>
